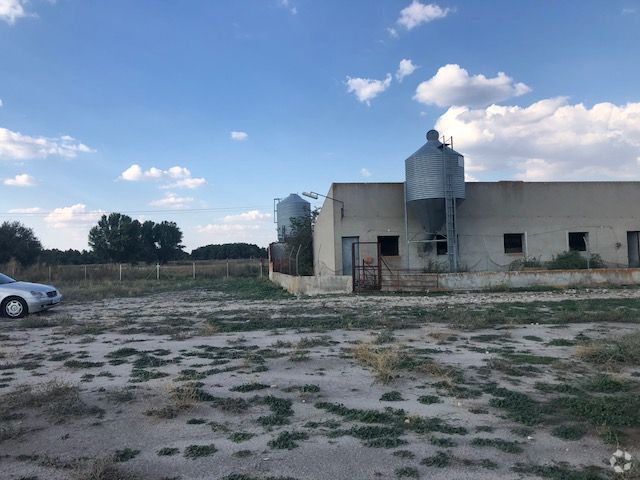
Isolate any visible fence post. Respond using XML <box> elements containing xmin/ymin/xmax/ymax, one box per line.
<box><xmin>156</xmin><ymin>263</ymin><xmax>160</xmax><ymax>281</ymax></box>
<box><xmin>84</xmin><ymin>265</ymin><xmax>87</xmax><ymax>281</ymax></box>
<box><xmin>119</xmin><ymin>264</ymin><xmax>122</xmax><ymax>282</ymax></box>
<box><xmin>226</xmin><ymin>260</ymin><xmax>230</xmax><ymax>278</ymax></box>
<box><xmin>192</xmin><ymin>262</ymin><xmax>196</xmax><ymax>280</ymax></box>
<box><xmin>295</xmin><ymin>245</ymin><xmax>302</xmax><ymax>276</ymax></box>
<box><xmin>48</xmin><ymin>266</ymin><xmax>51</xmax><ymax>282</ymax></box>
<box><xmin>259</xmin><ymin>258</ymin><xmax>263</xmax><ymax>278</ymax></box>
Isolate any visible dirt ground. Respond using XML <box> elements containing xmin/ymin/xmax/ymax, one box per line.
<box><xmin>2</xmin><ymin>281</ymin><xmax>640</xmax><ymax>480</ymax></box>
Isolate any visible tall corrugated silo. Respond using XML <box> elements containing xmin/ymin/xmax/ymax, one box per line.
<box><xmin>405</xmin><ymin>129</ymin><xmax>465</xmax><ymax>271</ymax></box>
<box><xmin>276</xmin><ymin>194</ymin><xmax>311</xmax><ymax>242</ymax></box>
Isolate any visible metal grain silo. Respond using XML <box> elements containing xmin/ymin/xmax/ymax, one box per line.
<box><xmin>405</xmin><ymin>130</ymin><xmax>465</xmax><ymax>271</ymax></box>
<box><xmin>405</xmin><ymin>129</ymin><xmax>465</xmax><ymax>234</ymax></box>
<box><xmin>276</xmin><ymin>194</ymin><xmax>311</xmax><ymax>242</ymax></box>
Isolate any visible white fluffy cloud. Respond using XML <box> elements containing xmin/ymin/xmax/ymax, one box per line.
<box><xmin>435</xmin><ymin>97</ymin><xmax>640</xmax><ymax>180</ymax></box>
<box><xmin>360</xmin><ymin>168</ymin><xmax>372</xmax><ymax>177</ymax></box>
<box><xmin>230</xmin><ymin>131</ymin><xmax>249</xmax><ymax>141</ymax></box>
<box><xmin>8</xmin><ymin>207</ymin><xmax>41</xmax><ymax>214</ymax></box>
<box><xmin>396</xmin><ymin>1</ymin><xmax>450</xmax><ymax>30</ymax></box>
<box><xmin>195</xmin><ymin>209</ymin><xmax>275</xmax><ymax>246</ymax></box>
<box><xmin>44</xmin><ymin>204</ymin><xmax>103</xmax><ymax>229</ymax></box>
<box><xmin>0</xmin><ymin>128</ymin><xmax>94</xmax><ymax>160</ymax></box>
<box><xmin>223</xmin><ymin>210</ymin><xmax>272</xmax><ymax>223</ymax></box>
<box><xmin>3</xmin><ymin>173</ymin><xmax>36</xmax><ymax>187</ymax></box>
<box><xmin>120</xmin><ymin>164</ymin><xmax>206</xmax><ymax>189</ymax></box>
<box><xmin>415</xmin><ymin>64</ymin><xmax>531</xmax><ymax>108</ymax></box>
<box><xmin>0</xmin><ymin>0</ymin><xmax>28</xmax><ymax>24</ymax></box>
<box><xmin>396</xmin><ymin>59</ymin><xmax>418</xmax><ymax>82</ymax></box>
<box><xmin>149</xmin><ymin>192</ymin><xmax>194</xmax><ymax>209</ymax></box>
<box><xmin>345</xmin><ymin>74</ymin><xmax>392</xmax><ymax>105</ymax></box>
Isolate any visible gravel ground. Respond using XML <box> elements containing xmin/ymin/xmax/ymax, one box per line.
<box><xmin>1</xmin><ymin>284</ymin><xmax>639</xmax><ymax>480</ymax></box>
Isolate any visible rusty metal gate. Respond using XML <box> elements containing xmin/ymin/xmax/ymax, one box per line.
<box><xmin>352</xmin><ymin>241</ymin><xmax>381</xmax><ymax>292</ymax></box>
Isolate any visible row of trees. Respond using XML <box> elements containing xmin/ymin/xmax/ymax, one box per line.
<box><xmin>0</xmin><ymin>217</ymin><xmax>268</xmax><ymax>266</ymax></box>
<box><xmin>192</xmin><ymin>243</ymin><xmax>267</xmax><ymax>260</ymax></box>
<box><xmin>88</xmin><ymin>214</ymin><xmax>186</xmax><ymax>263</ymax></box>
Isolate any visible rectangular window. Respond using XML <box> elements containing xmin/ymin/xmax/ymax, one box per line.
<box><xmin>378</xmin><ymin>236</ymin><xmax>399</xmax><ymax>256</ymax></box>
<box><xmin>569</xmin><ymin>232</ymin><xmax>588</xmax><ymax>252</ymax></box>
<box><xmin>504</xmin><ymin>233</ymin><xmax>524</xmax><ymax>254</ymax></box>
<box><xmin>436</xmin><ymin>234</ymin><xmax>448</xmax><ymax>256</ymax></box>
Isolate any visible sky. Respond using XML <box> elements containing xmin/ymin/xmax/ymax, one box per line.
<box><xmin>1</xmin><ymin>0</ymin><xmax>639</xmax><ymax>251</ymax></box>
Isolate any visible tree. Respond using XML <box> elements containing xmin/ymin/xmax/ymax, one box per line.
<box><xmin>88</xmin><ymin>213</ymin><xmax>142</xmax><ymax>263</ymax></box>
<box><xmin>87</xmin><ymin>214</ymin><xmax>186</xmax><ymax>264</ymax></box>
<box><xmin>40</xmin><ymin>248</ymin><xmax>98</xmax><ymax>265</ymax></box>
<box><xmin>0</xmin><ymin>221</ymin><xmax>42</xmax><ymax>266</ymax></box>
<box><xmin>153</xmin><ymin>221</ymin><xmax>185</xmax><ymax>263</ymax></box>
<box><xmin>191</xmin><ymin>243</ymin><xmax>268</xmax><ymax>260</ymax></box>
<box><xmin>285</xmin><ymin>213</ymin><xmax>315</xmax><ymax>276</ymax></box>
<box><xmin>139</xmin><ymin>221</ymin><xmax>158</xmax><ymax>263</ymax></box>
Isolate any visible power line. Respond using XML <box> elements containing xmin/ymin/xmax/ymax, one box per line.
<box><xmin>0</xmin><ymin>205</ymin><xmax>273</xmax><ymax>218</ymax></box>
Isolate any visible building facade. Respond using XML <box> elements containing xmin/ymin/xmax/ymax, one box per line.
<box><xmin>313</xmin><ymin>181</ymin><xmax>640</xmax><ymax>275</ymax></box>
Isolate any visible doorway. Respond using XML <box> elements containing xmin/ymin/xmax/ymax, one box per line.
<box><xmin>628</xmin><ymin>231</ymin><xmax>640</xmax><ymax>267</ymax></box>
<box><xmin>342</xmin><ymin>236</ymin><xmax>359</xmax><ymax>275</ymax></box>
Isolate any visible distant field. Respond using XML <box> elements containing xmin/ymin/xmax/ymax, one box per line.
<box><xmin>0</xmin><ymin>258</ymin><xmax>267</xmax><ymax>284</ymax></box>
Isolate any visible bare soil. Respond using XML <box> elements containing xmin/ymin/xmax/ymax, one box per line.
<box><xmin>1</xmin><ymin>282</ymin><xmax>640</xmax><ymax>480</ymax></box>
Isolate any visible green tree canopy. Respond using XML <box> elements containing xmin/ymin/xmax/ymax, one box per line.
<box><xmin>191</xmin><ymin>243</ymin><xmax>267</xmax><ymax>260</ymax></box>
<box><xmin>88</xmin><ymin>213</ymin><xmax>186</xmax><ymax>263</ymax></box>
<box><xmin>0</xmin><ymin>221</ymin><xmax>43</xmax><ymax>266</ymax></box>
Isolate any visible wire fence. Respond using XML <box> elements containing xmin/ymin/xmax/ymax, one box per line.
<box><xmin>0</xmin><ymin>258</ymin><xmax>267</xmax><ymax>283</ymax></box>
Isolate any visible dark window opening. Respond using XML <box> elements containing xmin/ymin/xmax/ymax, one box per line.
<box><xmin>378</xmin><ymin>236</ymin><xmax>399</xmax><ymax>256</ymax></box>
<box><xmin>436</xmin><ymin>234</ymin><xmax>448</xmax><ymax>256</ymax></box>
<box><xmin>569</xmin><ymin>232</ymin><xmax>588</xmax><ymax>252</ymax></box>
<box><xmin>504</xmin><ymin>233</ymin><xmax>524</xmax><ymax>254</ymax></box>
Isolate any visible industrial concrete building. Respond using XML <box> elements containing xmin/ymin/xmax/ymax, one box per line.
<box><xmin>312</xmin><ymin>131</ymin><xmax>640</xmax><ymax>285</ymax></box>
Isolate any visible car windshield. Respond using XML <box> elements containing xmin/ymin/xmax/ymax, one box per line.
<box><xmin>0</xmin><ymin>273</ymin><xmax>16</xmax><ymax>284</ymax></box>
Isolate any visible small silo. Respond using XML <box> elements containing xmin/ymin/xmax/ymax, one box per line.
<box><xmin>405</xmin><ymin>129</ymin><xmax>465</xmax><ymax>271</ymax></box>
<box><xmin>276</xmin><ymin>194</ymin><xmax>311</xmax><ymax>242</ymax></box>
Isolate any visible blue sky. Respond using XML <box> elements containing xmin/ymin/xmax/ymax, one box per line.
<box><xmin>1</xmin><ymin>0</ymin><xmax>639</xmax><ymax>250</ymax></box>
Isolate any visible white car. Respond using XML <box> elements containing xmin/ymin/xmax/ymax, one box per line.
<box><xmin>0</xmin><ymin>272</ymin><xmax>63</xmax><ymax>318</ymax></box>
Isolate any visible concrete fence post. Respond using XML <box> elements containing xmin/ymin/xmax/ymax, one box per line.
<box><xmin>226</xmin><ymin>260</ymin><xmax>229</xmax><ymax>278</ymax></box>
<box><xmin>192</xmin><ymin>262</ymin><xmax>196</xmax><ymax>280</ymax></box>
<box><xmin>48</xmin><ymin>266</ymin><xmax>52</xmax><ymax>282</ymax></box>
<box><xmin>260</xmin><ymin>258</ymin><xmax>263</xmax><ymax>278</ymax></box>
<box><xmin>84</xmin><ymin>265</ymin><xmax>87</xmax><ymax>282</ymax></box>
<box><xmin>119</xmin><ymin>264</ymin><xmax>122</xmax><ymax>282</ymax></box>
<box><xmin>156</xmin><ymin>263</ymin><xmax>160</xmax><ymax>281</ymax></box>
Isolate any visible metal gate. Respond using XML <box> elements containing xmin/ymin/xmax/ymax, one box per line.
<box><xmin>352</xmin><ymin>242</ymin><xmax>381</xmax><ymax>292</ymax></box>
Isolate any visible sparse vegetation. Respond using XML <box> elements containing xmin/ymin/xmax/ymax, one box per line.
<box><xmin>352</xmin><ymin>343</ymin><xmax>402</xmax><ymax>383</ymax></box>
<box><xmin>184</xmin><ymin>444</ymin><xmax>217</xmax><ymax>459</ymax></box>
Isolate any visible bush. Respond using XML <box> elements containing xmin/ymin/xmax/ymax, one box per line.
<box><xmin>547</xmin><ymin>251</ymin><xmax>605</xmax><ymax>270</ymax></box>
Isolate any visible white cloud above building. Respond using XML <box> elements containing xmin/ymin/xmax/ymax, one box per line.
<box><xmin>345</xmin><ymin>74</ymin><xmax>392</xmax><ymax>105</ymax></box>
<box><xmin>435</xmin><ymin>97</ymin><xmax>640</xmax><ymax>180</ymax></box>
<box><xmin>415</xmin><ymin>64</ymin><xmax>531</xmax><ymax>108</ymax></box>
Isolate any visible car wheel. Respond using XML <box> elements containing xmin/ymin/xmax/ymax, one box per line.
<box><xmin>2</xmin><ymin>297</ymin><xmax>28</xmax><ymax>319</ymax></box>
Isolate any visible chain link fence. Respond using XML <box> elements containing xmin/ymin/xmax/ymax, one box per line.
<box><xmin>0</xmin><ymin>259</ymin><xmax>267</xmax><ymax>283</ymax></box>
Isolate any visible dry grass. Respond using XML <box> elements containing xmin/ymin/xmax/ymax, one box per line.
<box><xmin>198</xmin><ymin>322</ymin><xmax>219</xmax><ymax>336</ymax></box>
<box><xmin>415</xmin><ymin>360</ymin><xmax>461</xmax><ymax>387</ymax></box>
<box><xmin>352</xmin><ymin>343</ymin><xmax>402</xmax><ymax>383</ymax></box>
<box><xmin>169</xmin><ymin>382</ymin><xmax>203</xmax><ymax>410</ymax></box>
<box><xmin>71</xmin><ymin>457</ymin><xmax>141</xmax><ymax>480</ymax></box>
<box><xmin>2</xmin><ymin>379</ymin><xmax>101</xmax><ymax>422</ymax></box>
<box><xmin>576</xmin><ymin>332</ymin><xmax>640</xmax><ymax>368</ymax></box>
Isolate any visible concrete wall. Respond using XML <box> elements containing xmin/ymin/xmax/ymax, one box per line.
<box><xmin>270</xmin><ymin>271</ymin><xmax>352</xmax><ymax>296</ymax></box>
<box><xmin>313</xmin><ymin>181</ymin><xmax>640</xmax><ymax>274</ymax></box>
<box><xmin>438</xmin><ymin>268</ymin><xmax>640</xmax><ymax>290</ymax></box>
<box><xmin>458</xmin><ymin>182</ymin><xmax>640</xmax><ymax>271</ymax></box>
<box><xmin>313</xmin><ymin>185</ymin><xmax>337</xmax><ymax>275</ymax></box>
